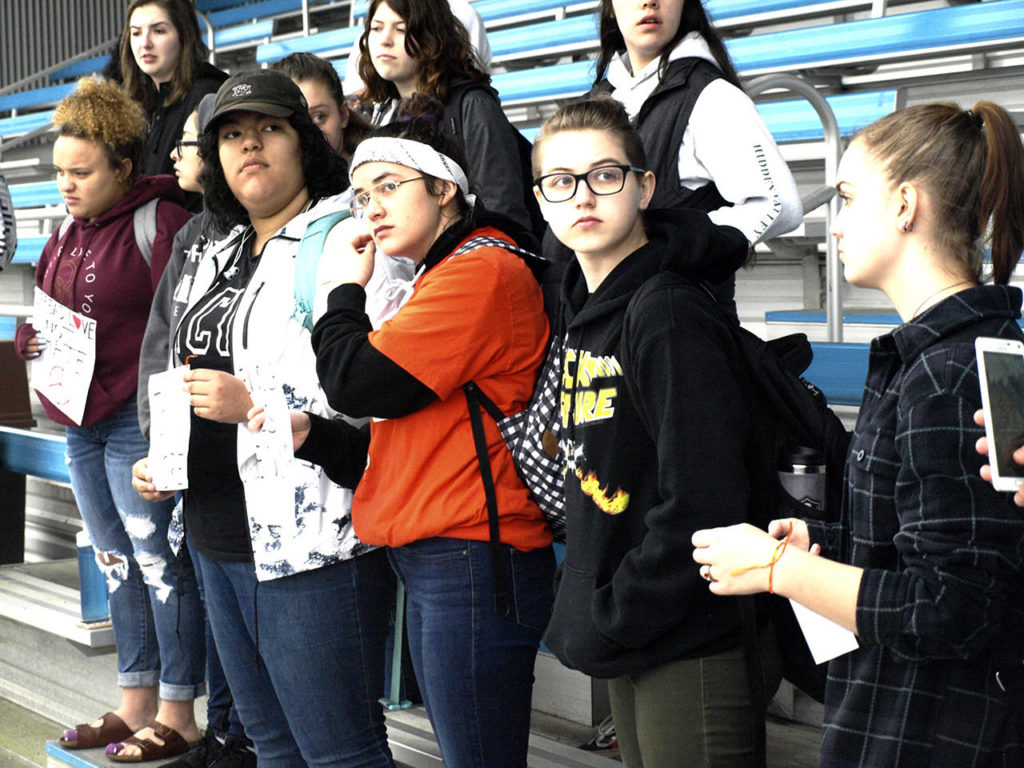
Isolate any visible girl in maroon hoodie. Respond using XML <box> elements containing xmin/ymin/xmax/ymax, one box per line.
<box><xmin>15</xmin><ymin>77</ymin><xmax>204</xmax><ymax>762</ymax></box>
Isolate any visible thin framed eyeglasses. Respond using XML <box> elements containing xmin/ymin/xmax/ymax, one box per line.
<box><xmin>349</xmin><ymin>177</ymin><xmax>425</xmax><ymax>218</ymax></box>
<box><xmin>174</xmin><ymin>140</ymin><xmax>200</xmax><ymax>159</ymax></box>
<box><xmin>533</xmin><ymin>164</ymin><xmax>646</xmax><ymax>203</ymax></box>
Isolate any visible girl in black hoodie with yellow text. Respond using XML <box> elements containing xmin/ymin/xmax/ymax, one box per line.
<box><xmin>534</xmin><ymin>98</ymin><xmax>761</xmax><ymax>768</ymax></box>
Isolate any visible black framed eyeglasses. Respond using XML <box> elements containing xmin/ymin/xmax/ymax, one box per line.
<box><xmin>533</xmin><ymin>164</ymin><xmax>646</xmax><ymax>203</ymax></box>
<box><xmin>173</xmin><ymin>140</ymin><xmax>200</xmax><ymax>158</ymax></box>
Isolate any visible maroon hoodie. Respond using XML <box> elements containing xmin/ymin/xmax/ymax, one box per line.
<box><xmin>16</xmin><ymin>175</ymin><xmax>190</xmax><ymax>427</ymax></box>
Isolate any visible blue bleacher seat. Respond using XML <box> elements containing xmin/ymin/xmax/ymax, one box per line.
<box><xmin>0</xmin><ymin>111</ymin><xmax>54</xmax><ymax>138</ymax></box>
<box><xmin>213</xmin><ymin>18</ymin><xmax>275</xmax><ymax>48</ymax></box>
<box><xmin>758</xmin><ymin>89</ymin><xmax>900</xmax><ymax>143</ymax></box>
<box><xmin>767</xmin><ymin>310</ymin><xmax>901</xmax><ymax>326</ymax></box>
<box><xmin>257</xmin><ymin>24</ymin><xmax>362</xmax><ymax>64</ymax></box>
<box><xmin>49</xmin><ymin>56</ymin><xmax>111</xmax><ymax>83</ymax></box>
<box><xmin>0</xmin><ymin>317</ymin><xmax>15</xmax><ymax>340</ymax></box>
<box><xmin>199</xmin><ymin>0</ymin><xmax>301</xmax><ymax>29</ymax></box>
<box><xmin>706</xmin><ymin>0</ymin><xmax>866</xmax><ymax>24</ymax></box>
<box><xmin>489</xmin><ymin>14</ymin><xmax>598</xmax><ymax>61</ymax></box>
<box><xmin>10</xmin><ymin>182</ymin><xmax>63</xmax><ymax>209</ymax></box>
<box><xmin>0</xmin><ymin>426</ymin><xmax>71</xmax><ymax>484</ymax></box>
<box><xmin>12</xmin><ymin>236</ymin><xmax>50</xmax><ymax>265</ymax></box>
<box><xmin>805</xmin><ymin>342</ymin><xmax>870</xmax><ymax>407</ymax></box>
<box><xmin>492</xmin><ymin>59</ymin><xmax>596</xmax><ymax>105</ymax></box>
<box><xmin>0</xmin><ymin>83</ymin><xmax>76</xmax><ymax>115</ymax></box>
<box><xmin>727</xmin><ymin>0</ymin><xmax>1024</xmax><ymax>75</ymax></box>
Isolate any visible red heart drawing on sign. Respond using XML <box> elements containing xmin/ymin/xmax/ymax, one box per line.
<box><xmin>73</xmin><ymin>316</ymin><xmax>82</xmax><ymax>329</ymax></box>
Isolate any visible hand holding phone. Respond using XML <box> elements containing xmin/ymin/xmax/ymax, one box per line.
<box><xmin>975</xmin><ymin>336</ymin><xmax>1024</xmax><ymax>491</ymax></box>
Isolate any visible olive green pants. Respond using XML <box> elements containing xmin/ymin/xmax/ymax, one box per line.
<box><xmin>608</xmin><ymin>630</ymin><xmax>780</xmax><ymax>768</ymax></box>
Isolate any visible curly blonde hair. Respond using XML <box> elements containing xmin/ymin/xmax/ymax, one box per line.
<box><xmin>53</xmin><ymin>77</ymin><xmax>148</xmax><ymax>178</ymax></box>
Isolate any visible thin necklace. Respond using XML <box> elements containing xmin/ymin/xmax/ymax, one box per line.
<box><xmin>911</xmin><ymin>278</ymin><xmax>975</xmax><ymax>318</ymax></box>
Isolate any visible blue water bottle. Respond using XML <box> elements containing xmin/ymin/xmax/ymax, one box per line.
<box><xmin>76</xmin><ymin>530</ymin><xmax>110</xmax><ymax>623</ymax></box>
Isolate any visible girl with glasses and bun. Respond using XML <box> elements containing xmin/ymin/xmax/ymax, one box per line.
<box><xmin>308</xmin><ymin>94</ymin><xmax>554</xmax><ymax>768</ymax></box>
<box><xmin>532</xmin><ymin>96</ymin><xmax>764</xmax><ymax>768</ymax></box>
<box><xmin>694</xmin><ymin>101</ymin><xmax>1024</xmax><ymax>767</ymax></box>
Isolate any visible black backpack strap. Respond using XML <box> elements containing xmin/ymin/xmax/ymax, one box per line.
<box><xmin>463</xmin><ymin>381</ymin><xmax>511</xmax><ymax>617</ymax></box>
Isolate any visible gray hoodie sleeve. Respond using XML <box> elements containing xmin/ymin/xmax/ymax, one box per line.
<box><xmin>137</xmin><ymin>214</ymin><xmax>201</xmax><ymax>440</ymax></box>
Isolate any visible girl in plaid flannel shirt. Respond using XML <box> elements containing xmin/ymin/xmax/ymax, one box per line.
<box><xmin>694</xmin><ymin>101</ymin><xmax>1024</xmax><ymax>766</ymax></box>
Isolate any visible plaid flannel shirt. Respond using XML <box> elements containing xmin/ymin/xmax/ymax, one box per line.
<box><xmin>806</xmin><ymin>284</ymin><xmax>1024</xmax><ymax>767</ymax></box>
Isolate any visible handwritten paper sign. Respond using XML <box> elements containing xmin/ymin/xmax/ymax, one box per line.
<box><xmin>238</xmin><ymin>365</ymin><xmax>295</xmax><ymax>512</ymax></box>
<box><xmin>790</xmin><ymin>598</ymin><xmax>859</xmax><ymax>665</ymax></box>
<box><xmin>29</xmin><ymin>287</ymin><xmax>96</xmax><ymax>425</ymax></box>
<box><xmin>148</xmin><ymin>366</ymin><xmax>191</xmax><ymax>491</ymax></box>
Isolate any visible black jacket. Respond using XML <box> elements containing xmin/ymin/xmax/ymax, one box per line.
<box><xmin>590</xmin><ymin>57</ymin><xmax>727</xmax><ymax>214</ymax></box>
<box><xmin>144</xmin><ymin>63</ymin><xmax>228</xmax><ymax>181</ymax></box>
<box><xmin>443</xmin><ymin>79</ymin><xmax>534</xmax><ymax>231</ymax></box>
<box><xmin>542</xmin><ymin>209</ymin><xmax>752</xmax><ymax>678</ymax></box>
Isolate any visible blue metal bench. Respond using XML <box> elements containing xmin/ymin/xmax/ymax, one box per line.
<box><xmin>199</xmin><ymin>0</ymin><xmax>301</xmax><ymax>29</ymax></box>
<box><xmin>49</xmin><ymin>56</ymin><xmax>111</xmax><ymax>82</ymax></box>
<box><xmin>257</xmin><ymin>24</ymin><xmax>362</xmax><ymax>64</ymax></box>
<box><xmin>492</xmin><ymin>59</ymin><xmax>596</xmax><ymax>105</ymax></box>
<box><xmin>9</xmin><ymin>182</ymin><xmax>63</xmax><ymax>209</ymax></box>
<box><xmin>805</xmin><ymin>342</ymin><xmax>870</xmax><ymax>407</ymax></box>
<box><xmin>0</xmin><ymin>111</ymin><xmax>54</xmax><ymax>138</ymax></box>
<box><xmin>727</xmin><ymin>0</ymin><xmax>1024</xmax><ymax>76</ymax></box>
<box><xmin>0</xmin><ymin>83</ymin><xmax>76</xmax><ymax>116</ymax></box>
<box><xmin>213</xmin><ymin>18</ymin><xmax>275</xmax><ymax>48</ymax></box>
<box><xmin>11</xmin><ymin>236</ymin><xmax>49</xmax><ymax>265</ymax></box>
<box><xmin>0</xmin><ymin>427</ymin><xmax>68</xmax><ymax>485</ymax></box>
<box><xmin>489</xmin><ymin>14</ymin><xmax>598</xmax><ymax>62</ymax></box>
<box><xmin>768</xmin><ymin>310</ymin><xmax>901</xmax><ymax>327</ymax></box>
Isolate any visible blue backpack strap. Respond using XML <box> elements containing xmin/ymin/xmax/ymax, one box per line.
<box><xmin>294</xmin><ymin>209</ymin><xmax>351</xmax><ymax>332</ymax></box>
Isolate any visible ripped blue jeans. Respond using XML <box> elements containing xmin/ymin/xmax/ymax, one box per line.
<box><xmin>66</xmin><ymin>398</ymin><xmax>205</xmax><ymax>701</ymax></box>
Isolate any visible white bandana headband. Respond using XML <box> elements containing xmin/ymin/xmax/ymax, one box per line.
<box><xmin>349</xmin><ymin>137</ymin><xmax>476</xmax><ymax>207</ymax></box>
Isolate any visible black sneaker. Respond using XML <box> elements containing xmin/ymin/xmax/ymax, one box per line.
<box><xmin>162</xmin><ymin>730</ymin><xmax>222</xmax><ymax>768</ymax></box>
<box><xmin>209</xmin><ymin>738</ymin><xmax>256</xmax><ymax>768</ymax></box>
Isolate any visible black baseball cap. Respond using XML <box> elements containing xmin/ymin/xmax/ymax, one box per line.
<box><xmin>208</xmin><ymin>70</ymin><xmax>307</xmax><ymax>126</ymax></box>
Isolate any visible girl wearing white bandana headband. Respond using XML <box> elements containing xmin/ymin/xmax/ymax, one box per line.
<box><xmin>305</xmin><ymin>110</ymin><xmax>556</xmax><ymax>768</ymax></box>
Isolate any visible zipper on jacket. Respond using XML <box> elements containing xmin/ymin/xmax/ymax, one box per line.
<box><xmin>241</xmin><ymin>282</ymin><xmax>264</xmax><ymax>350</ymax></box>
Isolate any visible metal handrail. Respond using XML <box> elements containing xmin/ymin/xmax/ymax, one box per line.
<box><xmin>747</xmin><ymin>73</ymin><xmax>844</xmax><ymax>342</ymax></box>
<box><xmin>0</xmin><ymin>36</ymin><xmax>120</xmax><ymax>97</ymax></box>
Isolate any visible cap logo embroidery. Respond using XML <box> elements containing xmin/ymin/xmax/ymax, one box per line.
<box><xmin>231</xmin><ymin>84</ymin><xmax>252</xmax><ymax>97</ymax></box>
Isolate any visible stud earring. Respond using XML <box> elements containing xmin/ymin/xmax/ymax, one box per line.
<box><xmin>899</xmin><ymin>220</ymin><xmax>913</xmax><ymax>233</ymax></box>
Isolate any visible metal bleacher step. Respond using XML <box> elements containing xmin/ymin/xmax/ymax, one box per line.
<box><xmin>0</xmin><ymin>561</ymin><xmax>113</xmax><ymax>649</ymax></box>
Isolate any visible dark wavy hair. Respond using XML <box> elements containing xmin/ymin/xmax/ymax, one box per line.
<box><xmin>359</xmin><ymin>94</ymin><xmax>473</xmax><ymax>220</ymax></box>
<box><xmin>199</xmin><ymin>108</ymin><xmax>347</xmax><ymax>232</ymax></box>
<box><xmin>357</xmin><ymin>0</ymin><xmax>487</xmax><ymax>107</ymax></box>
<box><xmin>270</xmin><ymin>51</ymin><xmax>372</xmax><ymax>158</ymax></box>
<box><xmin>595</xmin><ymin>0</ymin><xmax>741</xmax><ymax>88</ymax></box>
<box><xmin>119</xmin><ymin>0</ymin><xmax>211</xmax><ymax>113</ymax></box>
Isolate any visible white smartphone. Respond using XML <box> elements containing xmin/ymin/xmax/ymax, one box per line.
<box><xmin>976</xmin><ymin>336</ymin><xmax>1024</xmax><ymax>491</ymax></box>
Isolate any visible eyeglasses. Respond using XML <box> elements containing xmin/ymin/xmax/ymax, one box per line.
<box><xmin>173</xmin><ymin>140</ymin><xmax>200</xmax><ymax>159</ymax></box>
<box><xmin>533</xmin><ymin>164</ymin><xmax>646</xmax><ymax>203</ymax></box>
<box><xmin>349</xmin><ymin>177</ymin><xmax>424</xmax><ymax>218</ymax></box>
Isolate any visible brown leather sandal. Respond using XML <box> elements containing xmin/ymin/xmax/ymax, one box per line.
<box><xmin>106</xmin><ymin>722</ymin><xmax>193</xmax><ymax>763</ymax></box>
<box><xmin>59</xmin><ymin>712</ymin><xmax>134</xmax><ymax>749</ymax></box>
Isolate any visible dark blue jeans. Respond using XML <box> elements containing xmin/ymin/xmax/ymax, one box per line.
<box><xmin>388</xmin><ymin>538</ymin><xmax>555</xmax><ymax>768</ymax></box>
<box><xmin>194</xmin><ymin>547</ymin><xmax>395</xmax><ymax>767</ymax></box>
<box><xmin>186</xmin><ymin>536</ymin><xmax>246</xmax><ymax>742</ymax></box>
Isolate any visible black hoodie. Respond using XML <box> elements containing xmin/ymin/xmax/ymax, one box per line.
<box><xmin>542</xmin><ymin>208</ymin><xmax>753</xmax><ymax>678</ymax></box>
